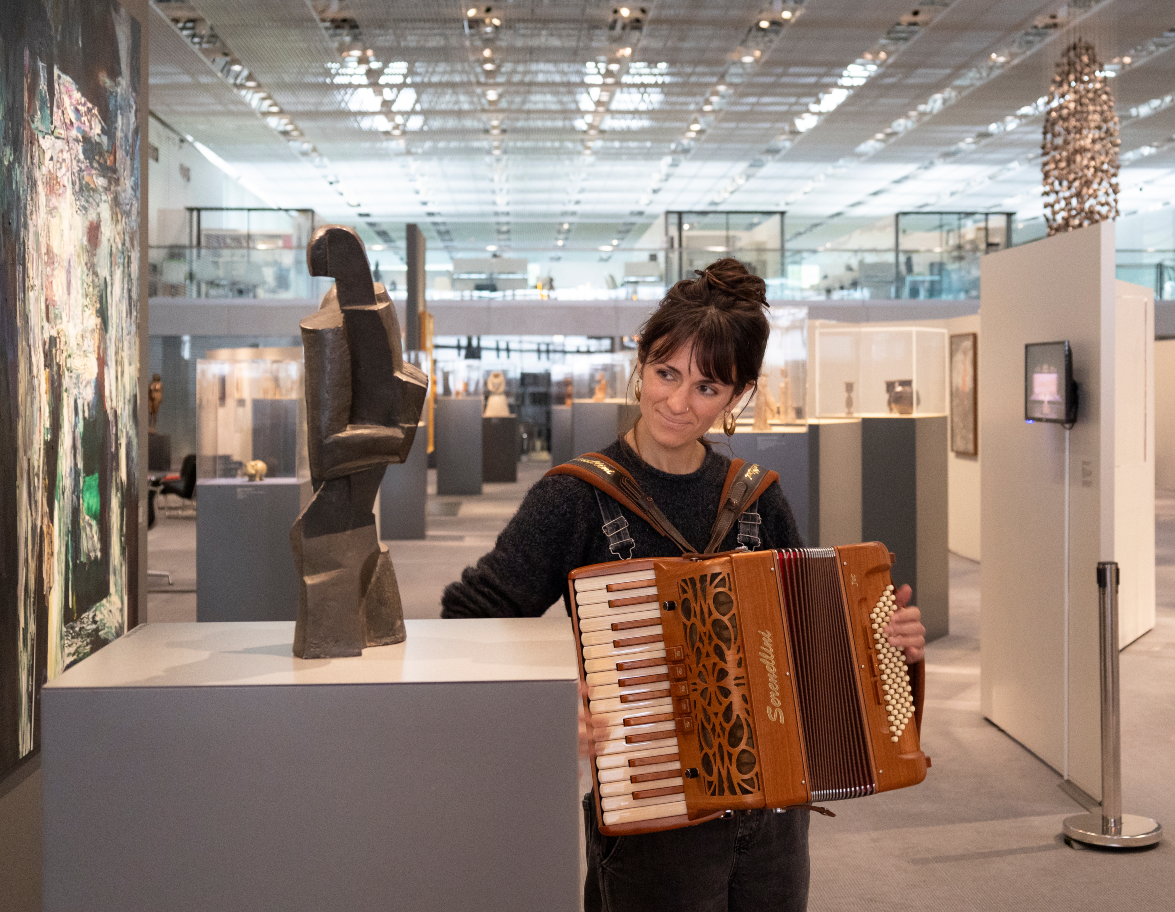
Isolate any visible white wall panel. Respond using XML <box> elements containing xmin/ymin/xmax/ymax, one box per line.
<box><xmin>979</xmin><ymin>221</ymin><xmax>1156</xmax><ymax>800</ymax></box>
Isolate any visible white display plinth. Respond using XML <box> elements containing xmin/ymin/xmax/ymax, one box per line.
<box><xmin>42</xmin><ymin>619</ymin><xmax>580</xmax><ymax>912</ymax></box>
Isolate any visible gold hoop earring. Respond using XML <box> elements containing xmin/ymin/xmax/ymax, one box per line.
<box><xmin>723</xmin><ymin>411</ymin><xmax>736</xmax><ymax>436</ymax></box>
<box><xmin>634</xmin><ymin>378</ymin><xmax>642</xmax><ymax>402</ymax></box>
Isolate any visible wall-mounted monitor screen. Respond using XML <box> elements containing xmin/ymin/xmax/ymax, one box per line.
<box><xmin>1025</xmin><ymin>340</ymin><xmax>1077</xmax><ymax>425</ymax></box>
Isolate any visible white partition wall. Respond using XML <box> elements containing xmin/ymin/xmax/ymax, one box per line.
<box><xmin>1155</xmin><ymin>339</ymin><xmax>1175</xmax><ymax>490</ymax></box>
<box><xmin>979</xmin><ymin>222</ymin><xmax>1154</xmax><ymax>799</ymax></box>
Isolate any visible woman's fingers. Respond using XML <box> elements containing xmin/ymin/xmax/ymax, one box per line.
<box><xmin>885</xmin><ymin>586</ymin><xmax>926</xmax><ymax>663</ymax></box>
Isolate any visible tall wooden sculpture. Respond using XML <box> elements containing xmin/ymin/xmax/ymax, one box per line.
<box><xmin>291</xmin><ymin>226</ymin><xmax>428</xmax><ymax>658</ymax></box>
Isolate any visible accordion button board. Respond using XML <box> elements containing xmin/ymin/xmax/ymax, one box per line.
<box><xmin>570</xmin><ymin>543</ymin><xmax>929</xmax><ymax>836</ymax></box>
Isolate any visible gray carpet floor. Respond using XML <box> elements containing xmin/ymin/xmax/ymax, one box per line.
<box><xmin>146</xmin><ymin>463</ymin><xmax>1175</xmax><ymax>909</ymax></box>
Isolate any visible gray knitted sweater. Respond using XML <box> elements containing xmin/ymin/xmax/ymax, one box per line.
<box><xmin>440</xmin><ymin>438</ymin><xmax>802</xmax><ymax>619</ymax></box>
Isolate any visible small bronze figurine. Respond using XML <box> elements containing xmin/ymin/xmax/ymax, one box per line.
<box><xmin>148</xmin><ymin>373</ymin><xmax>162</xmax><ymax>432</ymax></box>
<box><xmin>290</xmin><ymin>226</ymin><xmax>428</xmax><ymax>658</ymax></box>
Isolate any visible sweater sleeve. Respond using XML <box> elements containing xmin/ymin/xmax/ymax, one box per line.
<box><xmin>440</xmin><ymin>474</ymin><xmax>599</xmax><ymax>618</ymax></box>
<box><xmin>755</xmin><ymin>480</ymin><xmax>804</xmax><ymax>550</ymax></box>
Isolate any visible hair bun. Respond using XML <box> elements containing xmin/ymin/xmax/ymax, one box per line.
<box><xmin>694</xmin><ymin>257</ymin><xmax>768</xmax><ymax>308</ymax></box>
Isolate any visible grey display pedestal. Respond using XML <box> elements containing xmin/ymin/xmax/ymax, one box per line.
<box><xmin>861</xmin><ymin>416</ymin><xmax>949</xmax><ymax>641</ymax></box>
<box><xmin>723</xmin><ymin>428</ymin><xmax>810</xmax><ymax>544</ymax></box>
<box><xmin>807</xmin><ymin>419</ymin><xmax>863</xmax><ymax>548</ymax></box>
<box><xmin>550</xmin><ymin>405</ymin><xmax>572</xmax><ymax>466</ymax></box>
<box><xmin>571</xmin><ymin>399</ymin><xmax>639</xmax><ymax>457</ymax></box>
<box><xmin>196</xmin><ymin>477</ymin><xmax>311</xmax><ymax>622</ymax></box>
<box><xmin>41</xmin><ymin>619</ymin><xmax>580</xmax><ymax>912</ymax></box>
<box><xmin>147</xmin><ymin>432</ymin><xmax>171</xmax><ymax>471</ymax></box>
<box><xmin>482</xmin><ymin>415</ymin><xmax>520</xmax><ymax>483</ymax></box>
<box><xmin>379</xmin><ymin>426</ymin><xmax>427</xmax><ymax>540</ymax></box>
<box><xmin>435</xmin><ymin>397</ymin><xmax>482</xmax><ymax>496</ymax></box>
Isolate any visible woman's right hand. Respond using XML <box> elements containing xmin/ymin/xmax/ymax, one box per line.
<box><xmin>578</xmin><ymin>680</ymin><xmax>606</xmax><ymax>758</ymax></box>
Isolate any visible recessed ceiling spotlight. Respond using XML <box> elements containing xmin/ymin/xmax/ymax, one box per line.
<box><xmin>611</xmin><ymin>239</ymin><xmax>619</xmax><ymax>245</ymax></box>
<box><xmin>620</xmin><ymin>7</ymin><xmax>630</xmax><ymax>16</ymax></box>
<box><xmin>557</xmin><ymin>239</ymin><xmax>564</xmax><ymax>245</ymax></box>
<box><xmin>466</xmin><ymin>7</ymin><xmax>477</xmax><ymax>16</ymax></box>
<box><xmin>759</xmin><ymin>19</ymin><xmax>770</xmax><ymax>28</ymax></box>
<box><xmin>686</xmin><ymin>131</ymin><xmax>696</xmax><ymax>137</ymax></box>
<box><xmin>486</xmin><ymin>245</ymin><xmax>498</xmax><ymax>251</ymax></box>
<box><xmin>741</xmin><ymin>55</ymin><xmax>754</xmax><ymax>63</ymax></box>
<box><xmin>491</xmin><ymin>17</ymin><xmax>501</xmax><ymax>25</ymax></box>
<box><xmin>702</xmin><ymin>105</ymin><xmax>712</xmax><ymax>111</ymax></box>
<box><xmin>1124</xmin><ymin>56</ymin><xmax>1132</xmax><ymax>64</ymax></box>
<box><xmin>781</xmin><ymin>10</ymin><xmax>792</xmax><ymax>18</ymax></box>
<box><xmin>689</xmin><ymin>122</ymin><xmax>700</xmax><ymax>130</ymax></box>
<box><xmin>483</xmin><ymin>62</ymin><xmax>496</xmax><ymax>70</ymax></box>
<box><xmin>483</xmin><ymin>48</ymin><xmax>493</xmax><ymax>57</ymax></box>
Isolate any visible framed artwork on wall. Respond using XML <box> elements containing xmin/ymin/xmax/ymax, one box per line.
<box><xmin>950</xmin><ymin>333</ymin><xmax>978</xmax><ymax>456</ymax></box>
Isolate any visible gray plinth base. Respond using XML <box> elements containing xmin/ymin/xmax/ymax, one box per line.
<box><xmin>551</xmin><ymin>405</ymin><xmax>572</xmax><ymax>466</ymax></box>
<box><xmin>571</xmin><ymin>399</ymin><xmax>639</xmax><ymax>457</ymax></box>
<box><xmin>435</xmin><ymin>397</ymin><xmax>483</xmax><ymax>495</ymax></box>
<box><xmin>197</xmin><ymin>477</ymin><xmax>311</xmax><ymax>622</ymax></box>
<box><xmin>721</xmin><ymin>428</ymin><xmax>810</xmax><ymax>544</ymax></box>
<box><xmin>42</xmin><ymin>619</ymin><xmax>580</xmax><ymax>912</ymax></box>
<box><xmin>379</xmin><ymin>425</ymin><xmax>427</xmax><ymax>539</ymax></box>
<box><xmin>808</xmin><ymin>419</ymin><xmax>863</xmax><ymax>548</ymax></box>
<box><xmin>861</xmin><ymin>416</ymin><xmax>949</xmax><ymax>642</ymax></box>
<box><xmin>1063</xmin><ymin>812</ymin><xmax>1162</xmax><ymax>848</ymax></box>
<box><xmin>482</xmin><ymin>416</ymin><xmax>520</xmax><ymax>483</ymax></box>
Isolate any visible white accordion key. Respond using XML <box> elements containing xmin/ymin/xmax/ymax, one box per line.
<box><xmin>582</xmin><ymin>639</ymin><xmax>665</xmax><ymax>661</ymax></box>
<box><xmin>586</xmin><ymin>663</ymin><xmax>669</xmax><ymax>688</ymax></box>
<box><xmin>596</xmin><ymin>759</ymin><xmax>681</xmax><ymax>784</ymax></box>
<box><xmin>602</xmin><ymin>799</ymin><xmax>688</xmax><ymax>825</ymax></box>
<box><xmin>574</xmin><ymin>570</ymin><xmax>656</xmax><ymax>592</ymax></box>
<box><xmin>583</xmin><ymin>646</ymin><xmax>666</xmax><ymax>673</ymax></box>
<box><xmin>578</xmin><ymin>607</ymin><xmax>661</xmax><ymax>633</ymax></box>
<box><xmin>595</xmin><ymin>747</ymin><xmax>678</xmax><ymax>771</ymax></box>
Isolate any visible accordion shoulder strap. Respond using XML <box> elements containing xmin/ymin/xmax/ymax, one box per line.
<box><xmin>703</xmin><ymin>459</ymin><xmax>780</xmax><ymax>554</ymax></box>
<box><xmin>546</xmin><ymin>453</ymin><xmax>697</xmax><ymax>555</ymax></box>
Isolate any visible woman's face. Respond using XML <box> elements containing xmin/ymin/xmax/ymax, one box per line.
<box><xmin>638</xmin><ymin>345</ymin><xmax>746</xmax><ymax>452</ymax></box>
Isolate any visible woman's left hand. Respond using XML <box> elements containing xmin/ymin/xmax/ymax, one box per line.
<box><xmin>885</xmin><ymin>584</ymin><xmax>926</xmax><ymax>664</ymax></box>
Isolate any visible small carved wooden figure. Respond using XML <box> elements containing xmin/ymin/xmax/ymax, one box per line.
<box><xmin>751</xmin><ymin>374</ymin><xmax>778</xmax><ymax>431</ymax></box>
<box><xmin>148</xmin><ymin>373</ymin><xmax>163</xmax><ymax>432</ymax></box>
<box><xmin>564</xmin><ymin>376</ymin><xmax>574</xmax><ymax>407</ymax></box>
<box><xmin>290</xmin><ymin>226</ymin><xmax>428</xmax><ymax>658</ymax></box>
<box><xmin>592</xmin><ymin>372</ymin><xmax>608</xmax><ymax>401</ymax></box>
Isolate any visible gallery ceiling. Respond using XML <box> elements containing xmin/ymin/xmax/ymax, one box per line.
<box><xmin>147</xmin><ymin>0</ymin><xmax>1175</xmax><ymax>252</ymax></box>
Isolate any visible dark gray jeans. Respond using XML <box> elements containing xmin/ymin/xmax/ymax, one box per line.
<box><xmin>583</xmin><ymin>794</ymin><xmax>810</xmax><ymax>912</ymax></box>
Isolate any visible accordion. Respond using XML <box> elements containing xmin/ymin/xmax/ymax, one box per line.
<box><xmin>569</xmin><ymin>543</ymin><xmax>929</xmax><ymax>836</ymax></box>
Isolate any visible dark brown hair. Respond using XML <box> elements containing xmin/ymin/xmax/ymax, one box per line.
<box><xmin>637</xmin><ymin>257</ymin><xmax>770</xmax><ymax>392</ymax></box>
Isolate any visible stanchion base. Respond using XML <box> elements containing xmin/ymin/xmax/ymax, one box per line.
<box><xmin>1063</xmin><ymin>813</ymin><xmax>1162</xmax><ymax>848</ymax></box>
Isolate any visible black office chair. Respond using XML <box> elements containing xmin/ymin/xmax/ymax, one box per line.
<box><xmin>159</xmin><ymin>454</ymin><xmax>196</xmax><ymax>502</ymax></box>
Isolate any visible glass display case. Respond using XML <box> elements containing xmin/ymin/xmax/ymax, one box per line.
<box><xmin>812</xmin><ymin>324</ymin><xmax>947</xmax><ymax>418</ymax></box>
<box><xmin>739</xmin><ymin>305</ymin><xmax>809</xmax><ymax>429</ymax></box>
<box><xmin>196</xmin><ymin>347</ymin><xmax>308</xmax><ymax>480</ymax></box>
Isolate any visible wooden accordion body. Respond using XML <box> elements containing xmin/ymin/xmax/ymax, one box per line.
<box><xmin>570</xmin><ymin>543</ymin><xmax>929</xmax><ymax>836</ymax></box>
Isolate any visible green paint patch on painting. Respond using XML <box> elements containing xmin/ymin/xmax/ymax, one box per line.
<box><xmin>82</xmin><ymin>473</ymin><xmax>100</xmax><ymax>520</ymax></box>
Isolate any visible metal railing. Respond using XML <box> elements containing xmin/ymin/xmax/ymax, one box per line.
<box><xmin>150</xmin><ymin>244</ymin><xmax>1175</xmax><ymax>302</ymax></box>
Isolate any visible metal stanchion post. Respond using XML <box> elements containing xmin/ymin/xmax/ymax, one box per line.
<box><xmin>1062</xmin><ymin>562</ymin><xmax>1161</xmax><ymax>848</ymax></box>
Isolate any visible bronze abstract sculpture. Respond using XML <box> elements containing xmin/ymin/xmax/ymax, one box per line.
<box><xmin>290</xmin><ymin>226</ymin><xmax>428</xmax><ymax>658</ymax></box>
<box><xmin>1042</xmin><ymin>39</ymin><xmax>1120</xmax><ymax>236</ymax></box>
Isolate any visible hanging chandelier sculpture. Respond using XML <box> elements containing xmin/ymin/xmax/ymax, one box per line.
<box><xmin>1042</xmin><ymin>39</ymin><xmax>1120</xmax><ymax>235</ymax></box>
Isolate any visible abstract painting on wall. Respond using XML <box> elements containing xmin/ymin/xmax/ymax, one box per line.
<box><xmin>950</xmin><ymin>332</ymin><xmax>978</xmax><ymax>456</ymax></box>
<box><xmin>0</xmin><ymin>0</ymin><xmax>141</xmax><ymax>778</ymax></box>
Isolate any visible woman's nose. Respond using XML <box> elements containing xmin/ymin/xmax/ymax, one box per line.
<box><xmin>666</xmin><ymin>386</ymin><xmax>691</xmax><ymax>412</ymax></box>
